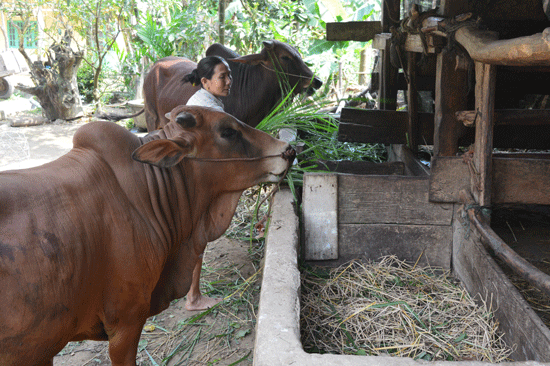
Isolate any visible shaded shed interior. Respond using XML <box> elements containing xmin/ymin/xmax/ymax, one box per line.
<box><xmin>299</xmin><ymin>0</ymin><xmax>550</xmax><ymax>362</ymax></box>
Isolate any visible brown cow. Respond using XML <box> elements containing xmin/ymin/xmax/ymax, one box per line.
<box><xmin>143</xmin><ymin>40</ymin><xmax>322</xmax><ymax>131</ymax></box>
<box><xmin>0</xmin><ymin>106</ymin><xmax>295</xmax><ymax>366</ymax></box>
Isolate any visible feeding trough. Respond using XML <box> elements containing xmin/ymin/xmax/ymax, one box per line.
<box><xmin>254</xmin><ymin>177</ymin><xmax>550</xmax><ymax>365</ymax></box>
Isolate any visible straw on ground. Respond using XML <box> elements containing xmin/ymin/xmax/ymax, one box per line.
<box><xmin>300</xmin><ymin>255</ymin><xmax>515</xmax><ymax>362</ymax></box>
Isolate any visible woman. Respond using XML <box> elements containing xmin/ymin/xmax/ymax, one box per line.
<box><xmin>184</xmin><ymin>56</ymin><xmax>232</xmax><ymax>112</ymax></box>
<box><xmin>183</xmin><ymin>56</ymin><xmax>232</xmax><ymax>311</ymax></box>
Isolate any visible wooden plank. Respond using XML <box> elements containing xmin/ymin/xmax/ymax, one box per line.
<box><xmin>326</xmin><ymin>21</ymin><xmax>381</xmax><ymax>42</ymax></box>
<box><xmin>430</xmin><ymin>156</ymin><xmax>550</xmax><ymax>205</ymax></box>
<box><xmin>457</xmin><ymin>109</ymin><xmax>550</xmax><ymax>127</ymax></box>
<box><xmin>473</xmin><ymin>62</ymin><xmax>496</xmax><ymax>207</ymax></box>
<box><xmin>493</xmin><ymin>158</ymin><xmax>550</xmax><ymax>205</ymax></box>
<box><xmin>338</xmin><ymin>175</ymin><xmax>453</xmax><ymax>226</ymax></box>
<box><xmin>338</xmin><ymin>223</ymin><xmax>452</xmax><ymax>269</ymax></box>
<box><xmin>434</xmin><ymin>48</ymin><xmax>468</xmax><ymax>156</ymax></box>
<box><xmin>303</xmin><ymin>173</ymin><xmax>338</xmax><ymax>260</ymax></box>
<box><xmin>452</xmin><ymin>211</ymin><xmax>550</xmax><ymax>361</ymax></box>
<box><xmin>338</xmin><ymin>108</ymin><xmax>435</xmax><ymax>145</ymax></box>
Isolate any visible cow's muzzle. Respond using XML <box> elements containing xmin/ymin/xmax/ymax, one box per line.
<box><xmin>306</xmin><ymin>76</ymin><xmax>323</xmax><ymax>95</ymax></box>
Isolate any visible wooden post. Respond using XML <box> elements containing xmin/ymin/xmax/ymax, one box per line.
<box><xmin>406</xmin><ymin>52</ymin><xmax>418</xmax><ymax>152</ymax></box>
<box><xmin>472</xmin><ymin>62</ymin><xmax>496</xmax><ymax>208</ymax></box>
<box><xmin>359</xmin><ymin>47</ymin><xmax>368</xmax><ymax>85</ymax></box>
<box><xmin>379</xmin><ymin>0</ymin><xmax>400</xmax><ymax>110</ymax></box>
<box><xmin>433</xmin><ymin>48</ymin><xmax>468</xmax><ymax>156</ymax></box>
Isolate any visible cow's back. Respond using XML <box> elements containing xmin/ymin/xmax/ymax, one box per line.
<box><xmin>0</xmin><ymin>123</ymin><xmax>159</xmax><ymax>364</ymax></box>
<box><xmin>143</xmin><ymin>57</ymin><xmax>200</xmax><ymax>131</ymax></box>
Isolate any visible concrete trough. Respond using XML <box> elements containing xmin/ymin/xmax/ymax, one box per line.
<box><xmin>254</xmin><ymin>187</ymin><xmax>550</xmax><ymax>366</ymax></box>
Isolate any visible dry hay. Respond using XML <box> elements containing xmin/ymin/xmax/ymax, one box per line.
<box><xmin>300</xmin><ymin>256</ymin><xmax>515</xmax><ymax>362</ymax></box>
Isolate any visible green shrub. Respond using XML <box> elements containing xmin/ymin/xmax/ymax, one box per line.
<box><xmin>77</xmin><ymin>63</ymin><xmax>102</xmax><ymax>103</ymax></box>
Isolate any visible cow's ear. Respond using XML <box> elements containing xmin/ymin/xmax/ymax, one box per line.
<box><xmin>132</xmin><ymin>137</ymin><xmax>194</xmax><ymax>168</ymax></box>
<box><xmin>262</xmin><ymin>40</ymin><xmax>274</xmax><ymax>49</ymax></box>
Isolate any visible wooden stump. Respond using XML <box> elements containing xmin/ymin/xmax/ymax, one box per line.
<box><xmin>16</xmin><ymin>30</ymin><xmax>83</xmax><ymax>121</ymax></box>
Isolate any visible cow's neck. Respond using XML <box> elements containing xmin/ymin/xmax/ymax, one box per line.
<box><xmin>148</xmin><ymin>184</ymin><xmax>244</xmax><ymax>314</ymax></box>
<box><xmin>225</xmin><ymin>63</ymin><xmax>283</xmax><ymax>126</ymax></box>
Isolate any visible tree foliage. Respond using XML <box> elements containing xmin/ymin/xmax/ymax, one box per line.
<box><xmin>47</xmin><ymin>0</ymin><xmax>134</xmax><ymax>103</ymax></box>
<box><xmin>4</xmin><ymin>0</ymin><xmax>382</xmax><ymax>105</ymax></box>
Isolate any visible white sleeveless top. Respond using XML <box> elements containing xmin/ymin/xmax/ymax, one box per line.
<box><xmin>186</xmin><ymin>88</ymin><xmax>224</xmax><ymax>112</ymax></box>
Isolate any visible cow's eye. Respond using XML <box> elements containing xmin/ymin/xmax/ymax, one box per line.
<box><xmin>221</xmin><ymin>128</ymin><xmax>237</xmax><ymax>139</ymax></box>
<box><xmin>282</xmin><ymin>55</ymin><xmax>291</xmax><ymax>62</ymax></box>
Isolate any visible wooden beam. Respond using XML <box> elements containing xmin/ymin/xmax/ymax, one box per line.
<box><xmin>326</xmin><ymin>21</ymin><xmax>381</xmax><ymax>42</ymax></box>
<box><xmin>434</xmin><ymin>48</ymin><xmax>468</xmax><ymax>156</ymax></box>
<box><xmin>378</xmin><ymin>37</ymin><xmax>399</xmax><ymax>110</ymax></box>
<box><xmin>455</xmin><ymin>26</ymin><xmax>550</xmax><ymax>66</ymax></box>
<box><xmin>382</xmin><ymin>0</ymin><xmax>399</xmax><ymax>32</ymax></box>
<box><xmin>457</xmin><ymin>109</ymin><xmax>550</xmax><ymax>127</ymax></box>
<box><xmin>472</xmin><ymin>62</ymin><xmax>496</xmax><ymax>208</ymax></box>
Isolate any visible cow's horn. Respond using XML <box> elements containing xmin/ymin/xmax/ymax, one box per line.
<box><xmin>263</xmin><ymin>40</ymin><xmax>274</xmax><ymax>49</ymax></box>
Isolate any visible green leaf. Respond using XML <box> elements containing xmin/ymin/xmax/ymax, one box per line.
<box><xmin>235</xmin><ymin>329</ymin><xmax>250</xmax><ymax>339</ymax></box>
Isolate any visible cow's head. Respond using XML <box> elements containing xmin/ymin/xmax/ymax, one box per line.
<box><xmin>132</xmin><ymin>105</ymin><xmax>295</xmax><ymax>190</ymax></box>
<box><xmin>231</xmin><ymin>40</ymin><xmax>322</xmax><ymax>95</ymax></box>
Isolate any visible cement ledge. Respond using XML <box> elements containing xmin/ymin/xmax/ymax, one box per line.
<box><xmin>253</xmin><ymin>188</ymin><xmax>547</xmax><ymax>366</ymax></box>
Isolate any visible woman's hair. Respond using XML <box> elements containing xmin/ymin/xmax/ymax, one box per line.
<box><xmin>182</xmin><ymin>56</ymin><xmax>229</xmax><ymax>87</ymax></box>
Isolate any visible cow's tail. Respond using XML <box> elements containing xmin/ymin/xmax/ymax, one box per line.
<box><xmin>95</xmin><ymin>108</ymin><xmax>145</xmax><ymax>122</ymax></box>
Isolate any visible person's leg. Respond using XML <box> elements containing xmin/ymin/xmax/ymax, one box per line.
<box><xmin>185</xmin><ymin>256</ymin><xmax>223</xmax><ymax>311</ymax></box>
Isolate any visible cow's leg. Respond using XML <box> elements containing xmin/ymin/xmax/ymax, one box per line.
<box><xmin>38</xmin><ymin>359</ymin><xmax>53</xmax><ymax>366</ymax></box>
<box><xmin>107</xmin><ymin>319</ymin><xmax>147</xmax><ymax>366</ymax></box>
<box><xmin>185</xmin><ymin>256</ymin><xmax>222</xmax><ymax>311</ymax></box>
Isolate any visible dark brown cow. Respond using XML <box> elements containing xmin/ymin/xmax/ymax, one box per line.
<box><xmin>143</xmin><ymin>40</ymin><xmax>322</xmax><ymax>131</ymax></box>
<box><xmin>0</xmin><ymin>106</ymin><xmax>295</xmax><ymax>366</ymax></box>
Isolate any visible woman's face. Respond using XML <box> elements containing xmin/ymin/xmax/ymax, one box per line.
<box><xmin>202</xmin><ymin>63</ymin><xmax>232</xmax><ymax>97</ymax></box>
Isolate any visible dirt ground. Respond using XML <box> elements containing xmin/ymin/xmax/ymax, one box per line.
<box><xmin>0</xmin><ymin>102</ymin><xmax>261</xmax><ymax>366</ymax></box>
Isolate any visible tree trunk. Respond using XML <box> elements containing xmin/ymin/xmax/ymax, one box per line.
<box><xmin>16</xmin><ymin>29</ymin><xmax>84</xmax><ymax>121</ymax></box>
